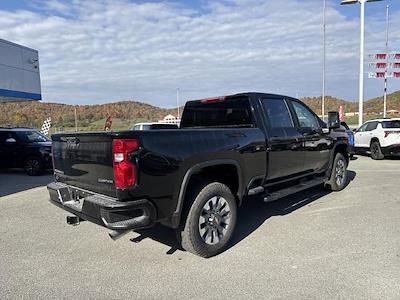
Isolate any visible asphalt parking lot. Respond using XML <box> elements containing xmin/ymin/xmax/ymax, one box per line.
<box><xmin>1</xmin><ymin>156</ymin><xmax>399</xmax><ymax>299</ymax></box>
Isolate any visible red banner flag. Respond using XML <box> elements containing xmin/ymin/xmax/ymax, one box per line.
<box><xmin>376</xmin><ymin>53</ymin><xmax>387</xmax><ymax>60</ymax></box>
<box><xmin>339</xmin><ymin>105</ymin><xmax>345</xmax><ymax>122</ymax></box>
<box><xmin>104</xmin><ymin>116</ymin><xmax>112</xmax><ymax>131</ymax></box>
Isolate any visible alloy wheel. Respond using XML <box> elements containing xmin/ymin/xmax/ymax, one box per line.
<box><xmin>198</xmin><ymin>196</ymin><xmax>231</xmax><ymax>245</ymax></box>
<box><xmin>335</xmin><ymin>158</ymin><xmax>346</xmax><ymax>186</ymax></box>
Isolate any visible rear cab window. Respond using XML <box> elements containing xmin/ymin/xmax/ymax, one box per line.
<box><xmin>259</xmin><ymin>97</ymin><xmax>297</xmax><ymax>139</ymax></box>
<box><xmin>180</xmin><ymin>96</ymin><xmax>254</xmax><ymax>128</ymax></box>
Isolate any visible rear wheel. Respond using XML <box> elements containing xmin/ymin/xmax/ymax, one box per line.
<box><xmin>326</xmin><ymin>152</ymin><xmax>348</xmax><ymax>191</ymax></box>
<box><xmin>370</xmin><ymin>141</ymin><xmax>384</xmax><ymax>160</ymax></box>
<box><xmin>24</xmin><ymin>157</ymin><xmax>43</xmax><ymax>176</ymax></box>
<box><xmin>177</xmin><ymin>182</ymin><xmax>237</xmax><ymax>258</ymax></box>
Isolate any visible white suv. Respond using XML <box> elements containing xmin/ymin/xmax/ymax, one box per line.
<box><xmin>354</xmin><ymin>118</ymin><xmax>400</xmax><ymax>160</ymax></box>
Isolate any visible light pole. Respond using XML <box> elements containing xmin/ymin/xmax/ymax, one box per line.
<box><xmin>383</xmin><ymin>5</ymin><xmax>389</xmax><ymax>118</ymax></box>
<box><xmin>341</xmin><ymin>0</ymin><xmax>383</xmax><ymax>127</ymax></box>
<box><xmin>322</xmin><ymin>0</ymin><xmax>326</xmax><ymax>121</ymax></box>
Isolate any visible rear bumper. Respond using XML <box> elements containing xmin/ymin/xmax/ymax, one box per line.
<box><xmin>382</xmin><ymin>144</ymin><xmax>400</xmax><ymax>156</ymax></box>
<box><xmin>47</xmin><ymin>182</ymin><xmax>156</xmax><ymax>230</ymax></box>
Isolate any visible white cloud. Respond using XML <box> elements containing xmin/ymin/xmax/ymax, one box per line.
<box><xmin>0</xmin><ymin>0</ymin><xmax>399</xmax><ymax>106</ymax></box>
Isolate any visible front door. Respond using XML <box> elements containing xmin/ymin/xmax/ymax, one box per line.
<box><xmin>260</xmin><ymin>98</ymin><xmax>304</xmax><ymax>182</ymax></box>
<box><xmin>289</xmin><ymin>100</ymin><xmax>331</xmax><ymax>174</ymax></box>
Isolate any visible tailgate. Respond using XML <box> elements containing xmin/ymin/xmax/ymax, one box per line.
<box><xmin>52</xmin><ymin>133</ymin><xmax>116</xmax><ymax>197</ymax></box>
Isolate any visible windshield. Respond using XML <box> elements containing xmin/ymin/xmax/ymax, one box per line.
<box><xmin>16</xmin><ymin>130</ymin><xmax>50</xmax><ymax>143</ymax></box>
<box><xmin>382</xmin><ymin>120</ymin><xmax>400</xmax><ymax>128</ymax></box>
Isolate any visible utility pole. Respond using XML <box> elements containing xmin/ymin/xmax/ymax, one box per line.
<box><xmin>322</xmin><ymin>0</ymin><xmax>326</xmax><ymax>120</ymax></box>
<box><xmin>383</xmin><ymin>5</ymin><xmax>389</xmax><ymax>118</ymax></box>
<box><xmin>74</xmin><ymin>105</ymin><xmax>78</xmax><ymax>132</ymax></box>
<box><xmin>341</xmin><ymin>0</ymin><xmax>384</xmax><ymax>126</ymax></box>
<box><xmin>176</xmin><ymin>88</ymin><xmax>180</xmax><ymax>119</ymax></box>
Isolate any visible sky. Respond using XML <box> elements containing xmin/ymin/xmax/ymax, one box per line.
<box><xmin>1</xmin><ymin>0</ymin><xmax>400</xmax><ymax>107</ymax></box>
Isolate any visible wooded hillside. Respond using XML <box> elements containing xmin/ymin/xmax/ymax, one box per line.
<box><xmin>1</xmin><ymin>91</ymin><xmax>399</xmax><ymax>131</ymax></box>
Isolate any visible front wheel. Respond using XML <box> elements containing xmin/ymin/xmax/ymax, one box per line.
<box><xmin>177</xmin><ymin>182</ymin><xmax>237</xmax><ymax>258</ymax></box>
<box><xmin>326</xmin><ymin>153</ymin><xmax>348</xmax><ymax>191</ymax></box>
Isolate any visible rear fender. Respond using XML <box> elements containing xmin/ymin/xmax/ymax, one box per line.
<box><xmin>170</xmin><ymin>159</ymin><xmax>242</xmax><ymax>228</ymax></box>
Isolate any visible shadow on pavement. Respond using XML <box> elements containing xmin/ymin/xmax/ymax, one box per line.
<box><xmin>132</xmin><ymin>170</ymin><xmax>357</xmax><ymax>256</ymax></box>
<box><xmin>0</xmin><ymin>169</ymin><xmax>53</xmax><ymax>197</ymax></box>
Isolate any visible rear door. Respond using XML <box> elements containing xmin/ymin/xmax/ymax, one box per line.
<box><xmin>259</xmin><ymin>97</ymin><xmax>304</xmax><ymax>182</ymax></box>
<box><xmin>289</xmin><ymin>99</ymin><xmax>331</xmax><ymax>173</ymax></box>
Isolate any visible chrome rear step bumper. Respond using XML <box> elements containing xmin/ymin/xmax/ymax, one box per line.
<box><xmin>47</xmin><ymin>182</ymin><xmax>156</xmax><ymax>230</ymax></box>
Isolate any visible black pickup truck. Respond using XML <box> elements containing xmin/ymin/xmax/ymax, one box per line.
<box><xmin>48</xmin><ymin>93</ymin><xmax>349</xmax><ymax>257</ymax></box>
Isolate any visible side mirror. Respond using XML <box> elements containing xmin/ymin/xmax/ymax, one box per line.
<box><xmin>327</xmin><ymin>112</ymin><xmax>340</xmax><ymax>130</ymax></box>
<box><xmin>5</xmin><ymin>138</ymin><xmax>16</xmax><ymax>143</ymax></box>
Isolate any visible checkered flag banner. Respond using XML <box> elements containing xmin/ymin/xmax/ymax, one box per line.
<box><xmin>41</xmin><ymin>117</ymin><xmax>52</xmax><ymax>136</ymax></box>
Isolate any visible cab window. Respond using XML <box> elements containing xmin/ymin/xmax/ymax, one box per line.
<box><xmin>291</xmin><ymin>101</ymin><xmax>320</xmax><ymax>129</ymax></box>
<box><xmin>261</xmin><ymin>98</ymin><xmax>294</xmax><ymax>128</ymax></box>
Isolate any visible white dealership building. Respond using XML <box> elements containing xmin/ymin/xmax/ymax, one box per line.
<box><xmin>0</xmin><ymin>38</ymin><xmax>41</xmax><ymax>102</ymax></box>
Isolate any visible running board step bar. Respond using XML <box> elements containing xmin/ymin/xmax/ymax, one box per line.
<box><xmin>263</xmin><ymin>177</ymin><xmax>327</xmax><ymax>202</ymax></box>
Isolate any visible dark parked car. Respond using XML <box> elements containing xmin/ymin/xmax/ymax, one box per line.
<box><xmin>48</xmin><ymin>93</ymin><xmax>349</xmax><ymax>257</ymax></box>
<box><xmin>0</xmin><ymin>127</ymin><xmax>52</xmax><ymax>175</ymax></box>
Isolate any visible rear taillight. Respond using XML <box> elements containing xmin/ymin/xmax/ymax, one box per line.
<box><xmin>113</xmin><ymin>139</ymin><xmax>139</xmax><ymax>189</ymax></box>
<box><xmin>384</xmin><ymin>131</ymin><xmax>400</xmax><ymax>138</ymax></box>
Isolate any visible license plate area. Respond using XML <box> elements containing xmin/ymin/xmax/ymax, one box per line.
<box><xmin>57</xmin><ymin>186</ymin><xmax>88</xmax><ymax>212</ymax></box>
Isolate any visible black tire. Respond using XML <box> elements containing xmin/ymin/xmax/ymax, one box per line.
<box><xmin>177</xmin><ymin>182</ymin><xmax>237</xmax><ymax>258</ymax></box>
<box><xmin>370</xmin><ymin>141</ymin><xmax>384</xmax><ymax>160</ymax></box>
<box><xmin>326</xmin><ymin>152</ymin><xmax>348</xmax><ymax>191</ymax></box>
<box><xmin>24</xmin><ymin>157</ymin><xmax>43</xmax><ymax>176</ymax></box>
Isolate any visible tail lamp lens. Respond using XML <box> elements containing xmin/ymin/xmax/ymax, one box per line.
<box><xmin>384</xmin><ymin>131</ymin><xmax>400</xmax><ymax>138</ymax></box>
<box><xmin>112</xmin><ymin>139</ymin><xmax>139</xmax><ymax>188</ymax></box>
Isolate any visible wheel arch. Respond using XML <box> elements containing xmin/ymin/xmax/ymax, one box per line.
<box><xmin>370</xmin><ymin>137</ymin><xmax>380</xmax><ymax>146</ymax></box>
<box><xmin>327</xmin><ymin>142</ymin><xmax>349</xmax><ymax>179</ymax></box>
<box><xmin>171</xmin><ymin>159</ymin><xmax>242</xmax><ymax>228</ymax></box>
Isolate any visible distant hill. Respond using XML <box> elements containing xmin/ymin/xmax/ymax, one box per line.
<box><xmin>1</xmin><ymin>91</ymin><xmax>399</xmax><ymax>131</ymax></box>
<box><xmin>364</xmin><ymin>90</ymin><xmax>400</xmax><ymax>114</ymax></box>
<box><xmin>301</xmin><ymin>96</ymin><xmax>357</xmax><ymax>116</ymax></box>
<box><xmin>301</xmin><ymin>91</ymin><xmax>400</xmax><ymax>116</ymax></box>
<box><xmin>0</xmin><ymin>100</ymin><xmax>178</xmax><ymax>132</ymax></box>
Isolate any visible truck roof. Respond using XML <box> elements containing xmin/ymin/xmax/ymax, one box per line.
<box><xmin>188</xmin><ymin>92</ymin><xmax>295</xmax><ymax>104</ymax></box>
<box><xmin>364</xmin><ymin>118</ymin><xmax>400</xmax><ymax>122</ymax></box>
